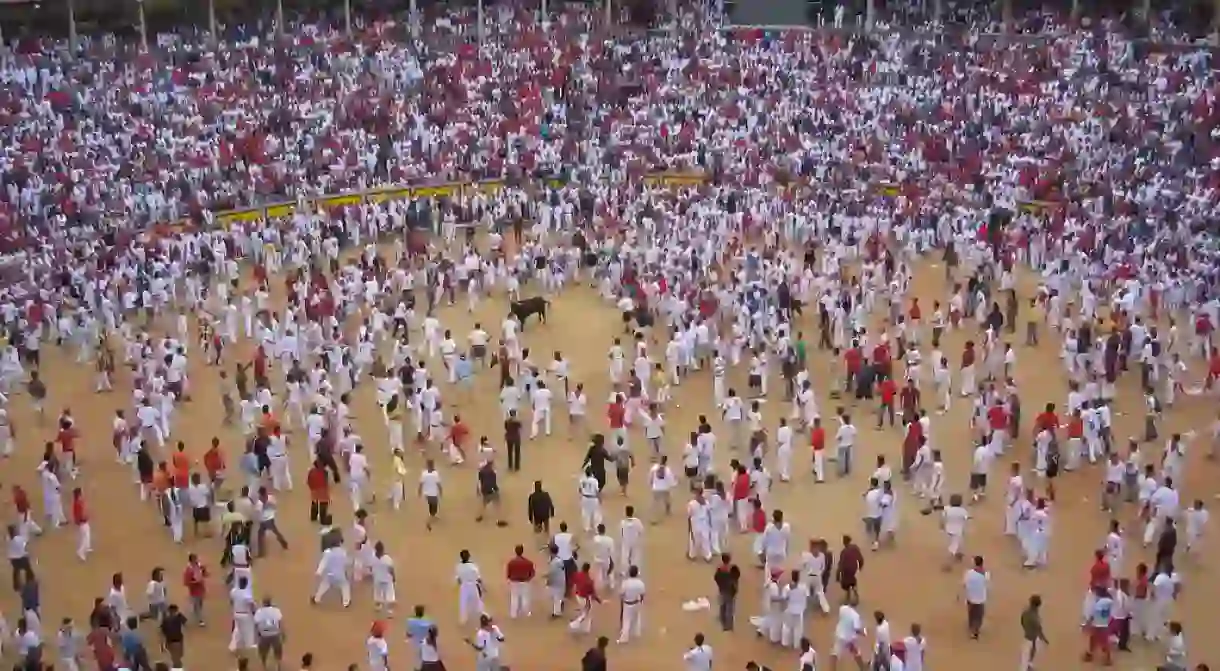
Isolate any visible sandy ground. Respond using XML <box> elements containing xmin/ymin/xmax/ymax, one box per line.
<box><xmin>0</xmin><ymin>251</ymin><xmax>1216</xmax><ymax>671</ymax></box>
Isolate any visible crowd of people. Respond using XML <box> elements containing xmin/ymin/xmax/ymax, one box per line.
<box><xmin>0</xmin><ymin>2</ymin><xmax>1218</xmax><ymax>671</ymax></box>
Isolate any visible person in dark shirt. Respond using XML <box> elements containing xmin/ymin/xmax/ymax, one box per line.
<box><xmin>504</xmin><ymin>412</ymin><xmax>524</xmax><ymax>472</ymax></box>
<box><xmin>836</xmin><ymin>535</ymin><xmax>864</xmax><ymax>605</ymax></box>
<box><xmin>527</xmin><ymin>481</ymin><xmax>555</xmax><ymax>534</ymax></box>
<box><xmin>159</xmin><ymin>604</ymin><xmax>188</xmax><ymax>668</ymax></box>
<box><xmin>476</xmin><ymin>462</ymin><xmax>507</xmax><ymax>527</ymax></box>
<box><xmin>713</xmin><ymin>553</ymin><xmax>742</xmax><ymax>631</ymax></box>
<box><xmin>1155</xmin><ymin>518</ymin><xmax>1178</xmax><ymax>576</ymax></box>
<box><xmin>582</xmin><ymin>434</ymin><xmax>610</xmax><ymax>490</ymax></box>
<box><xmin>580</xmin><ymin>635</ymin><xmax>609</xmax><ymax>671</ymax></box>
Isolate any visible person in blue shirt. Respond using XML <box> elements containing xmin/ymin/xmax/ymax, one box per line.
<box><xmin>119</xmin><ymin>615</ymin><xmax>153</xmax><ymax>671</ymax></box>
<box><xmin>454</xmin><ymin>354</ymin><xmax>474</xmax><ymax>391</ymax></box>
<box><xmin>406</xmin><ymin>605</ymin><xmax>435</xmax><ymax>670</ymax></box>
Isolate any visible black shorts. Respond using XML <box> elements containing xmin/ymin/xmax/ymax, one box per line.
<box><xmin>684</xmin><ymin>466</ymin><xmax>699</xmax><ymax>479</ymax></box>
<box><xmin>426</xmin><ymin>496</ymin><xmax>439</xmax><ymax>516</ymax></box>
<box><xmin>839</xmin><ymin>574</ymin><xmax>857</xmax><ymax>590</ymax></box>
<box><xmin>748</xmin><ymin>374</ymin><xmax>762</xmax><ymax>387</ymax></box>
<box><xmin>622</xmin><ymin>311</ymin><xmax>633</xmax><ymax>324</ymax></box>
<box><xmin>864</xmin><ymin>516</ymin><xmax>881</xmax><ymax>535</ymax></box>
<box><xmin>969</xmin><ymin>472</ymin><xmax>987</xmax><ymax>490</ymax></box>
<box><xmin>193</xmin><ymin>507</ymin><xmax>211</xmax><ymax>523</ymax></box>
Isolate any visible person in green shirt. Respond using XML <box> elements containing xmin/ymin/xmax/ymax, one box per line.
<box><xmin>794</xmin><ymin>335</ymin><xmax>808</xmax><ymax>369</ymax></box>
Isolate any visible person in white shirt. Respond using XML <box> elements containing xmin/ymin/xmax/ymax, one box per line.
<box><xmin>252</xmin><ymin>597</ymin><xmax>285</xmax><ymax>667</ymax></box>
<box><xmin>468</xmin><ymin>614</ymin><xmax>505</xmax><ymax>671</ymax></box>
<box><xmin>617</xmin><ymin>566</ymin><xmax>646</xmax><ymax>644</ymax></box>
<box><xmin>370</xmin><ymin>542</ymin><xmax>397</xmax><ymax>616</ymax></box>
<box><xmin>682</xmin><ymin>633</ymin><xmax>713</xmax><ymax>671</ymax></box>
<box><xmin>311</xmin><ymin>544</ymin><xmax>352</xmax><ymax>608</ymax></box>
<box><xmin>686</xmin><ymin>490</ymin><xmax>713</xmax><ymax>562</ymax></box>
<box><xmin>781</xmin><ymin>569</ymin><xmax>810</xmax><ymax>648</ymax></box>
<box><xmin>941</xmin><ymin>494</ymin><xmax>970</xmax><ymax>569</ymax></box>
<box><xmin>831</xmin><ymin>604</ymin><xmax>866</xmax><ymax>667</ymax></box>
<box><xmin>455</xmin><ymin>550</ymin><xmax>484</xmax><ymax>625</ymax></box>
<box><xmin>418</xmin><ymin>460</ymin><xmax>443</xmax><ymax>530</ymax></box>
<box><xmin>530</xmin><ymin>381</ymin><xmax>554</xmax><ymax>438</ymax></box>
<box><xmin>1149</xmin><ymin>568</ymin><xmax>1180</xmax><ymax>640</ymax></box>
<box><xmin>619</xmin><ymin>508</ymin><xmax>645</xmax><ymax>574</ymax></box>
<box><xmin>366</xmin><ymin>621</ymin><xmax>390</xmax><ymax>671</ymax></box>
<box><xmin>835</xmin><ymin>414</ymin><xmax>858</xmax><ymax>477</ymax></box>
<box><xmin>567</xmin><ymin>383</ymin><xmax>588</xmax><ymax>430</ymax></box>
<box><xmin>760</xmin><ymin>510</ymin><xmax>791</xmax><ymax>573</ymax></box>
<box><xmin>1184</xmin><ymin>499</ymin><xmax>1209</xmax><ymax>553</ymax></box>
<box><xmin>228</xmin><ymin>576</ymin><xmax>257</xmax><ymax>653</ymax></box>
<box><xmin>775</xmin><ymin>418</ymin><xmax>794</xmax><ymax>482</ymax></box>
<box><xmin>962</xmin><ymin>556</ymin><xmax>990</xmax><ymax>639</ymax></box>
<box><xmin>578</xmin><ymin>470</ymin><xmax>604</xmax><ymax>533</ymax></box>
<box><xmin>649</xmin><ymin>457</ymin><xmax>677</xmax><ymax>521</ymax></box>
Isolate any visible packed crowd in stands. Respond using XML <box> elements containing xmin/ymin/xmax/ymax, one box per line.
<box><xmin>0</xmin><ymin>2</ymin><xmax>1217</xmax><ymax>291</ymax></box>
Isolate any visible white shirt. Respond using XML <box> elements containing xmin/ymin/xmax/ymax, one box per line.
<box><xmin>683</xmin><ymin>644</ymin><xmax>713</xmax><ymax>671</ymax></box>
<box><xmin>366</xmin><ymin>636</ymin><xmax>389</xmax><ymax>669</ymax></box>
<box><xmin>473</xmin><ymin>626</ymin><xmax>504</xmax><ymax>659</ymax></box>
<box><xmin>835</xmin><ymin>605</ymin><xmax>863</xmax><ymax>641</ymax></box>
<box><xmin>963</xmin><ymin>569</ymin><xmax>989</xmax><ymax>604</ymax></box>
<box><xmin>419</xmin><ymin>470</ymin><xmax>442</xmax><ymax>497</ymax></box>
<box><xmin>942</xmin><ymin>506</ymin><xmax>969</xmax><ymax>535</ymax></box>
<box><xmin>620</xmin><ymin>577</ymin><xmax>646</xmax><ymax>604</ymax></box>
<box><xmin>253</xmin><ymin>606</ymin><xmax>283</xmax><ymax>636</ymax></box>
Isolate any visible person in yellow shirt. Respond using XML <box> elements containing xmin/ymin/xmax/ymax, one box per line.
<box><xmin>1026</xmin><ymin>298</ymin><xmax>1045</xmax><ymax>346</ymax></box>
<box><xmin>390</xmin><ymin>448</ymin><xmax>408</xmax><ymax>510</ymax></box>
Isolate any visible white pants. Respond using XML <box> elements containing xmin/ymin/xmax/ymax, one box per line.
<box><xmin>509</xmin><ymin>581</ymin><xmax>532</xmax><ymax>618</ymax></box>
<box><xmin>229</xmin><ymin>613</ymin><xmax>256</xmax><ymax>651</ymax></box>
<box><xmin>459</xmin><ymin>583</ymin><xmax>483</xmax><ymax>624</ymax></box>
<box><xmin>76</xmin><ymin>522</ymin><xmax>91</xmax><ymax>560</ymax></box>
<box><xmin>372</xmin><ymin>580</ymin><xmax>397</xmax><ymax>609</ymax></box>
<box><xmin>313</xmin><ymin>574</ymin><xmax>352</xmax><ymax>607</ymax></box>
<box><xmin>568</xmin><ymin>597</ymin><xmax>593</xmax><ymax>633</ymax></box>
<box><xmin>618</xmin><ymin>602</ymin><xmax>643</xmax><ymax>642</ymax></box>
<box><xmin>531</xmin><ymin>407</ymin><xmax>552</xmax><ymax>437</ymax></box>
<box><xmin>580</xmin><ymin>499</ymin><xmax>603</xmax><ymax>532</ymax></box>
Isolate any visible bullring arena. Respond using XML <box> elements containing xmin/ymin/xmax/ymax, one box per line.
<box><xmin>0</xmin><ymin>4</ymin><xmax>1219</xmax><ymax>671</ymax></box>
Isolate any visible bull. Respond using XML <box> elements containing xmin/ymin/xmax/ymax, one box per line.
<box><xmin>510</xmin><ymin>296</ymin><xmax>550</xmax><ymax>330</ymax></box>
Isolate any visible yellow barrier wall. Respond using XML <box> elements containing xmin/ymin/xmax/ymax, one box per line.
<box><xmin>206</xmin><ymin>172</ymin><xmax>709</xmax><ymax>229</ymax></box>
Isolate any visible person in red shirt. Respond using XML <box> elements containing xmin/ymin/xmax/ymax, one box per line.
<box><xmin>57</xmin><ymin>416</ymin><xmax>79</xmax><ymax>477</ymax></box>
<box><xmin>182</xmin><ymin>553</ymin><xmax>209</xmax><ymax>625</ymax></box>
<box><xmin>449</xmin><ymin>416</ymin><xmax>470</xmax><ymax>462</ymax></box>
<box><xmin>607</xmin><ymin>394</ymin><xmax>627</xmax><ymax>443</ymax></box>
<box><xmin>171</xmin><ymin>441</ymin><xmax>191</xmax><ymax>489</ymax></box>
<box><xmin>877</xmin><ymin>377</ymin><xmax>898</xmax><ymax>428</ymax></box>
<box><xmin>203</xmin><ymin>437</ymin><xmax>226</xmax><ymax>497</ymax></box>
<box><xmin>902</xmin><ymin>417</ymin><xmax>924</xmax><ymax>477</ymax></box>
<box><xmin>307</xmin><ymin>459</ymin><xmax>332</xmax><ymax>523</ymax></box>
<box><xmin>1067</xmin><ymin>410</ymin><xmax>1085</xmax><ymax>470</ymax></box>
<box><xmin>987</xmin><ymin>400</ymin><xmax>1010</xmax><ymax>453</ymax></box>
<box><xmin>72</xmin><ymin>487</ymin><xmax>91</xmax><ymax>561</ymax></box>
<box><xmin>749</xmin><ymin>498</ymin><xmax>768</xmax><ymax>565</ymax></box>
<box><xmin>961</xmin><ymin>341</ymin><xmax>977</xmax><ymax>396</ymax></box>
<box><xmin>810</xmin><ymin>418</ymin><xmax>826</xmax><ymax>483</ymax></box>
<box><xmin>899</xmin><ymin>380</ymin><xmax>920</xmax><ymax>421</ymax></box>
<box><xmin>1035</xmin><ymin>404</ymin><xmax>1059</xmax><ymax>451</ymax></box>
<box><xmin>505</xmin><ymin>544</ymin><xmax>536</xmax><ymax>618</ymax></box>
<box><xmin>88</xmin><ymin>624</ymin><xmax>117</xmax><ymax>671</ymax></box>
<box><xmin>844</xmin><ymin>346</ymin><xmax>863</xmax><ymax>394</ymax></box>
<box><xmin>569</xmin><ymin>562</ymin><xmax>600</xmax><ymax>633</ymax></box>
<box><xmin>12</xmin><ymin>485</ymin><xmax>39</xmax><ymax>535</ymax></box>
<box><xmin>872</xmin><ymin>341</ymin><xmax>891</xmax><ymax>379</ymax></box>
<box><xmin>730</xmin><ymin>465</ymin><xmax>752</xmax><ymax>530</ymax></box>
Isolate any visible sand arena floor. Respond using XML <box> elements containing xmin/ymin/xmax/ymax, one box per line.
<box><xmin>0</xmin><ymin>246</ymin><xmax>1216</xmax><ymax>671</ymax></box>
